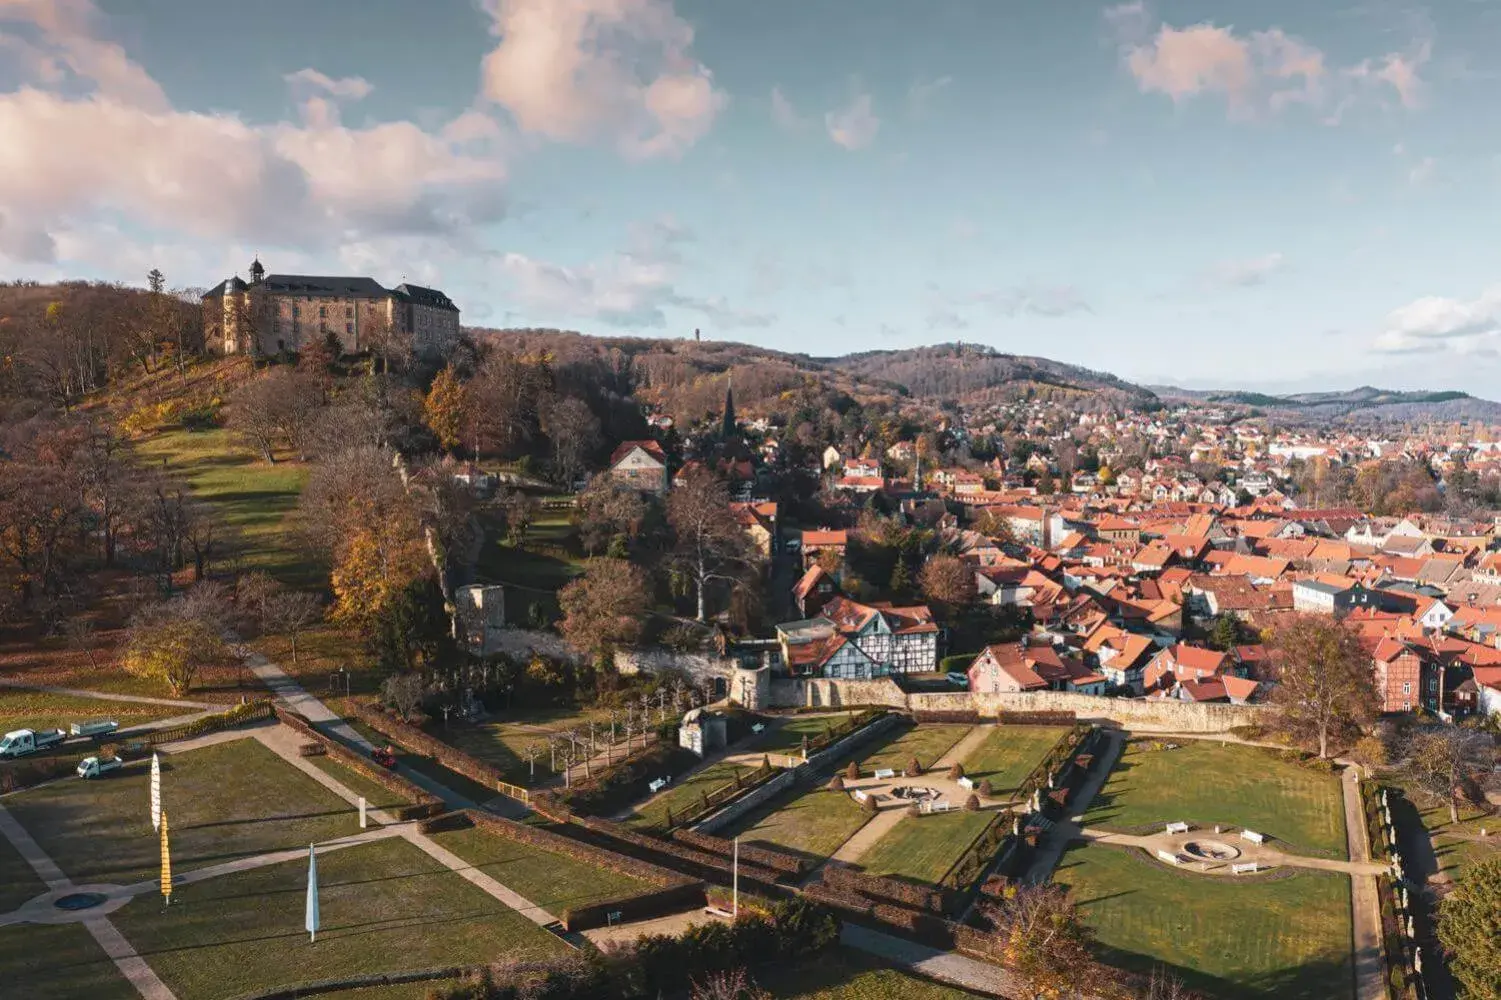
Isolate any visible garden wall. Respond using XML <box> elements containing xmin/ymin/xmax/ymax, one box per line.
<box><xmin>768</xmin><ymin>679</ymin><xmax>1262</xmax><ymax>733</ymax></box>
<box><xmin>485</xmin><ymin>628</ymin><xmax>736</xmax><ymax>685</ymax></box>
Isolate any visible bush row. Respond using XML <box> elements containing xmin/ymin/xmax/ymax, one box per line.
<box><xmin>231</xmin><ymin>966</ymin><xmax>469</xmax><ymax>1000</ymax></box>
<box><xmin>572</xmin><ymin>815</ymin><xmax>787</xmax><ymax>892</ymax></box>
<box><xmin>356</xmin><ymin>705</ymin><xmax>523</xmax><ymax>804</ymax></box>
<box><xmin>275</xmin><ymin>707</ymin><xmax>444</xmax><ymax>820</ymax></box>
<box><xmin>555</xmin><ymin>740</ymin><xmax>688</xmax><ymax>818</ymax></box>
<box><xmin>561</xmin><ymin>882</ymin><xmax>707</xmax><ymax>932</ymax></box>
<box><xmin>145</xmin><ymin>699</ymin><xmax>274</xmax><ymax>746</ymax></box>
<box><xmin>418</xmin><ymin>812</ymin><xmax>474</xmax><ymax>835</ymax></box>
<box><xmin>804</xmin><ymin>878</ymin><xmax>957</xmax><ymax>950</ymax></box>
<box><xmin>0</xmin><ymin>753</ymin><xmax>78</xmax><ymax>794</ymax></box>
<box><xmin>1376</xmin><ymin>874</ymin><xmax>1419</xmax><ymax>1000</ymax></box>
<box><xmin>670</xmin><ymin>827</ymin><xmax>808</xmax><ymax>875</ymax></box>
<box><xmin>940</xmin><ymin>810</ymin><xmax>1015</xmax><ymax>892</ymax></box>
<box><xmin>996</xmin><ymin>710</ymin><xmax>1076</xmax><ymax>726</ymax></box>
<box><xmin>821</xmin><ymin>862</ymin><xmax>950</xmax><ymax>913</ymax></box>
<box><xmin>462</xmin><ymin>809</ymin><xmax>689</xmax><ymax>889</ymax></box>
<box><xmin>912</xmin><ymin>709</ymin><xmax>983</xmax><ymax>724</ymax></box>
<box><xmin>1014</xmin><ymin>724</ymin><xmax>1093</xmax><ymax>814</ymax></box>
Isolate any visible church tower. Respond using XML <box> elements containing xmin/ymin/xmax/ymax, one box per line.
<box><xmin>249</xmin><ymin>256</ymin><xmax>265</xmax><ymax>285</ymax></box>
<box><xmin>720</xmin><ymin>374</ymin><xmax>736</xmax><ymax>439</ymax></box>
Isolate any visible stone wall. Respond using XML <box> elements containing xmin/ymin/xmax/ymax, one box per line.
<box><xmin>695</xmin><ymin>769</ymin><xmax>797</xmax><ymax>835</ymax></box>
<box><xmin>483</xmin><ymin>629</ymin><xmax>737</xmax><ymax>688</ymax></box>
<box><xmin>765</xmin><ymin>678</ymin><xmax>1263</xmax><ymax>734</ymax></box>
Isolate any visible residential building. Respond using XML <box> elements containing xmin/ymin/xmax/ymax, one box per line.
<box><xmin>775</xmin><ymin>596</ymin><xmax>939</xmax><ymax>678</ymax></box>
<box><xmin>608</xmin><ymin>440</ymin><xmax>669</xmax><ymax>494</ymax></box>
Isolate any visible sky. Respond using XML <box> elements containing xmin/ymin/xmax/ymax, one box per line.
<box><xmin>2</xmin><ymin>0</ymin><xmax>1501</xmax><ymax>395</ymax></box>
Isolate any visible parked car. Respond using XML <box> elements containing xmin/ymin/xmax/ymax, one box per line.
<box><xmin>370</xmin><ymin>745</ymin><xmax>398</xmax><ymax>770</ymax></box>
<box><xmin>0</xmin><ymin>728</ymin><xmax>67</xmax><ymax>758</ymax></box>
<box><xmin>76</xmin><ymin>755</ymin><xmax>124</xmax><ymax>779</ymax></box>
<box><xmin>946</xmin><ymin>672</ymin><xmax>971</xmax><ymax>690</ymax></box>
<box><xmin>70</xmin><ymin>720</ymin><xmax>119</xmax><ymax>739</ymax></box>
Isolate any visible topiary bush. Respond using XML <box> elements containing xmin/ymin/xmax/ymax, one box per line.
<box><xmin>949</xmin><ymin>762</ymin><xmax>965</xmax><ymax>780</ymax></box>
<box><xmin>905</xmin><ymin>756</ymin><xmax>923</xmax><ymax>777</ymax></box>
<box><xmin>863</xmin><ymin>794</ymin><xmax>880</xmax><ymax>814</ymax></box>
<box><xmin>827</xmin><ymin>775</ymin><xmax>845</xmax><ymax>792</ymax></box>
<box><xmin>964</xmin><ymin>794</ymin><xmax>980</xmax><ymax>812</ymax></box>
<box><xmin>845</xmin><ymin>760</ymin><xmax>860</xmax><ymax>781</ymax></box>
<box><xmin>978</xmin><ymin>778</ymin><xmax>993</xmax><ymax>797</ymax></box>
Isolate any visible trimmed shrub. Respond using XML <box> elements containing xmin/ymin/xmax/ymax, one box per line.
<box><xmin>996</xmin><ymin>710</ymin><xmax>1075</xmax><ymax>726</ymax></box>
<box><xmin>912</xmin><ymin>709</ymin><xmax>982</xmax><ymax>724</ymax></box>
<box><xmin>671</xmin><ymin>829</ymin><xmax>807</xmax><ymax>876</ymax></box>
<box><xmin>418</xmin><ymin>812</ymin><xmax>473</xmax><ymax>835</ymax></box>
<box><xmin>977</xmin><ymin>778</ymin><xmax>993</xmax><ymax>797</ymax></box>
<box><xmin>298</xmin><ymin>741</ymin><xmax>326</xmax><ymax>757</ymax></box>
<box><xmin>863</xmin><ymin>794</ymin><xmax>880</xmax><ymax>814</ymax></box>
<box><xmin>827</xmin><ymin>774</ymin><xmax>845</xmax><ymax>792</ymax></box>
<box><xmin>964</xmin><ymin>794</ymin><xmax>980</xmax><ymax>812</ymax></box>
<box><xmin>821</xmin><ymin>864</ymin><xmax>948</xmax><ymax>914</ymax></box>
<box><xmin>905</xmin><ymin>756</ymin><xmax>923</xmax><ymax>777</ymax></box>
<box><xmin>145</xmin><ymin>700</ymin><xmax>273</xmax><ymax>745</ymax></box>
<box><xmin>948</xmin><ymin>762</ymin><xmax>965</xmax><ymax>780</ymax></box>
<box><xmin>845</xmin><ymin>760</ymin><xmax>861</xmax><ymax>781</ymax></box>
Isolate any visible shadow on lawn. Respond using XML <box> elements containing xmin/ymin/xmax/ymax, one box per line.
<box><xmin>1093</xmin><ymin>945</ymin><xmax>1355</xmax><ymax>1000</ymax></box>
<box><xmin>127</xmin><ymin>908</ymin><xmax>505</xmax><ymax>960</ymax></box>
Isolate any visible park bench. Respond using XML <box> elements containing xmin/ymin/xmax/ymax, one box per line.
<box><xmin>1232</xmin><ymin>862</ymin><xmax>1260</xmax><ymax>875</ymax></box>
<box><xmin>1240</xmin><ymin>829</ymin><xmax>1266</xmax><ymax>844</ymax></box>
<box><xmin>1155</xmin><ymin>849</ymin><xmax>1182</xmax><ymax>866</ymax></box>
<box><xmin>957</xmin><ymin>776</ymin><xmax>975</xmax><ymax>791</ymax></box>
<box><xmin>873</xmin><ymin>768</ymin><xmax>896</xmax><ymax>780</ymax></box>
<box><xmin>648</xmin><ymin>777</ymin><xmax>670</xmax><ymax>794</ymax></box>
<box><xmin>751</xmin><ymin>723</ymin><xmax>765</xmax><ymax>733</ymax></box>
<box><xmin>1165</xmin><ymin>821</ymin><xmax>1190</xmax><ymax>835</ymax></box>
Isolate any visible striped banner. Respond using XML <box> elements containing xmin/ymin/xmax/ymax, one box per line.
<box><xmin>150</xmin><ymin>753</ymin><xmax>162</xmax><ymax>832</ymax></box>
<box><xmin>159</xmin><ymin>810</ymin><xmax>172</xmax><ymax>901</ymax></box>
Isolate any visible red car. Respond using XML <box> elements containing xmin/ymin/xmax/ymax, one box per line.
<box><xmin>370</xmin><ymin>745</ymin><xmax>398</xmax><ymax>770</ymax></box>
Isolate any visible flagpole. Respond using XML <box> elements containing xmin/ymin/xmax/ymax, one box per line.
<box><xmin>305</xmin><ymin>843</ymin><xmax>320</xmax><ymax>944</ymax></box>
<box><xmin>732</xmin><ymin>836</ymin><xmax>739</xmax><ymax>919</ymax></box>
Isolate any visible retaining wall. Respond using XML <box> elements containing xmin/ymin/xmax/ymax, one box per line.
<box><xmin>769</xmin><ymin>678</ymin><xmax>1262</xmax><ymax>733</ymax></box>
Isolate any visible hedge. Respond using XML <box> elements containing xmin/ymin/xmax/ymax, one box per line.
<box><xmin>356</xmin><ymin>705</ymin><xmax>529</xmax><ymax>805</ymax></box>
<box><xmin>229</xmin><ymin>966</ymin><xmax>471</xmax><ymax>1000</ymax></box>
<box><xmin>417</xmin><ymin>811</ymin><xmax>473</xmax><ymax>835</ymax></box>
<box><xmin>562</xmin><ymin>881</ymin><xmax>708</xmax><ymax>932</ymax></box>
<box><xmin>0</xmin><ymin>753</ymin><xmax>78</xmax><ymax>793</ymax></box>
<box><xmin>462</xmin><ymin>809</ymin><xmax>690</xmax><ymax>890</ymax></box>
<box><xmin>821</xmin><ymin>863</ymin><xmax>950</xmax><ymax>914</ymax></box>
<box><xmin>572</xmin><ymin>816</ymin><xmax>785</xmax><ymax>894</ymax></box>
<box><xmin>996</xmin><ymin>710</ymin><xmax>1076</xmax><ymax>726</ymax></box>
<box><xmin>145</xmin><ymin>699</ymin><xmax>274</xmax><ymax>745</ymax></box>
<box><xmin>556</xmin><ymin>740</ymin><xmax>689</xmax><ymax>817</ymax></box>
<box><xmin>274</xmin><ymin>707</ymin><xmax>444</xmax><ymax>821</ymax></box>
<box><xmin>912</xmin><ymin>709</ymin><xmax>982</xmax><ymax>724</ymax></box>
<box><xmin>940</xmin><ymin>810</ymin><xmax>1014</xmax><ymax>892</ymax></box>
<box><xmin>670</xmin><ymin>828</ymin><xmax>808</xmax><ymax>876</ymax></box>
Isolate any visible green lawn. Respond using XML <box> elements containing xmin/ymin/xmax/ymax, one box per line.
<box><xmin>475</xmin><ymin>512</ymin><xmax>584</xmax><ymax>625</ymax></box>
<box><xmin>1412</xmin><ymin>799</ymin><xmax>1501</xmax><ymax>879</ymax></box>
<box><xmin>725</xmin><ymin>783</ymin><xmax>872</xmax><ymax>860</ymax></box>
<box><xmin>624</xmin><ymin>760</ymin><xmax>759</xmax><ymax>829</ymax></box>
<box><xmin>745</xmin><ymin>713</ymin><xmax>856</xmax><ymax>756</ymax></box>
<box><xmin>858</xmin><ymin>724</ymin><xmax>971</xmax><ymax>774</ymax></box>
<box><xmin>1054</xmin><ymin>843</ymin><xmax>1355</xmax><ymax>1000</ymax></box>
<box><xmin>960</xmin><ymin>725</ymin><xmax>1070</xmax><ymax>795</ymax></box>
<box><xmin>132</xmin><ymin>426</ymin><xmax>321</xmax><ymax>588</ymax></box>
<box><xmin>0</xmin><ymin>921</ymin><xmax>138</xmax><ymax>999</ymax></box>
<box><xmin>430</xmin><ymin>826</ymin><xmax>654</xmax><ymax>915</ymax></box>
<box><xmin>0</xmin><ymin>826</ymin><xmax>46</xmax><ymax>912</ymax></box>
<box><xmin>441</xmin><ymin>704</ymin><xmax>623</xmax><ymax>788</ymax></box>
<box><xmin>4</xmin><ymin>737</ymin><xmax>362</xmax><ymax>886</ymax></box>
<box><xmin>857</xmin><ymin>809</ymin><xmax>995</xmax><ymax>885</ymax></box>
<box><xmin>345</xmin><ymin>719</ymin><xmax>500</xmax><ymax>807</ymax></box>
<box><xmin>1083</xmin><ymin>739</ymin><xmax>1348</xmax><ymax>859</ymax></box>
<box><xmin>0</xmin><ymin>688</ymin><xmax>166</xmax><ymax>735</ymax></box>
<box><xmin>110</xmin><ymin>836</ymin><xmax>569</xmax><ymax>1000</ymax></box>
<box><xmin>303</xmin><ymin>753</ymin><xmax>408</xmax><ymax>815</ymax></box>
<box><xmin>761</xmin><ymin>947</ymin><xmax>987</xmax><ymax>998</ymax></box>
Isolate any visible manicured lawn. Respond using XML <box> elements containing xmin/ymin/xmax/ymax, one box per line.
<box><xmin>0</xmin><ymin>921</ymin><xmax>137</xmax><ymax>999</ymax></box>
<box><xmin>745</xmin><ymin>713</ymin><xmax>856</xmax><ymax>756</ymax></box>
<box><xmin>0</xmin><ymin>826</ymin><xmax>46</xmax><ymax>912</ymax></box>
<box><xmin>1083</xmin><ymin>739</ymin><xmax>1348</xmax><ymax>859</ymax></box>
<box><xmin>111</xmin><ymin>836</ymin><xmax>569</xmax><ymax>1000</ymax></box>
<box><xmin>0</xmin><ymin>688</ymin><xmax>165</xmax><ymax>734</ymax></box>
<box><xmin>857</xmin><ymin>809</ymin><xmax>995</xmax><ymax>885</ymax></box>
<box><xmin>960</xmin><ymin>725</ymin><xmax>1070</xmax><ymax>795</ymax></box>
<box><xmin>430</xmin><ymin>826</ymin><xmax>653</xmax><ymax>915</ymax></box>
<box><xmin>1054</xmin><ymin>843</ymin><xmax>1355</xmax><ymax>1000</ymax></box>
<box><xmin>858</xmin><ymin>724</ymin><xmax>971</xmax><ymax>774</ymax></box>
<box><xmin>760</xmin><ymin>947</ymin><xmax>987</xmax><ymax>998</ymax></box>
<box><xmin>625</xmin><ymin>760</ymin><xmax>759</xmax><ymax>829</ymax></box>
<box><xmin>5</xmin><ymin>737</ymin><xmax>362</xmax><ymax>886</ymax></box>
<box><xmin>442</xmin><ymin>704</ymin><xmax>624</xmax><ymax>788</ymax></box>
<box><xmin>303</xmin><ymin>753</ymin><xmax>407</xmax><ymax>815</ymax></box>
<box><xmin>1412</xmin><ymin>798</ymin><xmax>1501</xmax><ymax>879</ymax></box>
<box><xmin>725</xmin><ymin>782</ymin><xmax>872</xmax><ymax>860</ymax></box>
<box><xmin>133</xmin><ymin>427</ymin><xmax>321</xmax><ymax>588</ymax></box>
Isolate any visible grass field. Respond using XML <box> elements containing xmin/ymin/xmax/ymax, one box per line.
<box><xmin>0</xmin><ymin>921</ymin><xmax>137</xmax><ymax>999</ymax></box>
<box><xmin>4</xmin><ymin>736</ymin><xmax>362</xmax><ymax>886</ymax></box>
<box><xmin>1083</xmin><ymin>739</ymin><xmax>1348</xmax><ymax>859</ymax></box>
<box><xmin>441</xmin><ymin>704</ymin><xmax>621</xmax><ymax>788</ymax></box>
<box><xmin>1412</xmin><ymin>798</ymin><xmax>1501</xmax><ymax>879</ymax></box>
<box><xmin>725</xmin><ymin>781</ymin><xmax>872</xmax><ymax>860</ymax></box>
<box><xmin>744</xmin><ymin>713</ymin><xmax>856</xmax><ymax>756</ymax></box>
<box><xmin>760</xmin><ymin>947</ymin><xmax>987</xmax><ymax>998</ymax></box>
<box><xmin>132</xmin><ymin>426</ymin><xmax>321</xmax><ymax>588</ymax></box>
<box><xmin>475</xmin><ymin>512</ymin><xmax>584</xmax><ymax>625</ymax></box>
<box><xmin>304</xmin><ymin>753</ymin><xmax>408</xmax><ymax>815</ymax></box>
<box><xmin>960</xmin><ymin>725</ymin><xmax>1070</xmax><ymax>795</ymax></box>
<box><xmin>856</xmin><ymin>809</ymin><xmax>995</xmax><ymax>885</ymax></box>
<box><xmin>430</xmin><ymin>825</ymin><xmax>653</xmax><ymax>915</ymax></box>
<box><xmin>110</xmin><ymin>836</ymin><xmax>569</xmax><ymax>1000</ymax></box>
<box><xmin>624</xmin><ymin>760</ymin><xmax>759</xmax><ymax>829</ymax></box>
<box><xmin>858</xmin><ymin>724</ymin><xmax>971</xmax><ymax>774</ymax></box>
<box><xmin>1054</xmin><ymin>843</ymin><xmax>1355</xmax><ymax>1000</ymax></box>
<box><xmin>0</xmin><ymin>688</ymin><xmax>166</xmax><ymax>735</ymax></box>
<box><xmin>0</xmin><ymin>826</ymin><xmax>46</xmax><ymax>912</ymax></box>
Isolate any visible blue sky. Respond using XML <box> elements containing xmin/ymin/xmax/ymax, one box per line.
<box><xmin>2</xmin><ymin>0</ymin><xmax>1500</xmax><ymax>394</ymax></box>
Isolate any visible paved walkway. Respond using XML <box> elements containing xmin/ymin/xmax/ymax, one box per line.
<box><xmin>1341</xmin><ymin>766</ymin><xmax>1385</xmax><ymax>1000</ymax></box>
<box><xmin>1023</xmin><ymin>729</ymin><xmax>1124</xmax><ymax>884</ymax></box>
<box><xmin>1073</xmin><ymin>826</ymin><xmax>1388</xmax><ymax>876</ymax></box>
<box><xmin>832</xmin><ymin>725</ymin><xmax>998</xmax><ymax>865</ymax></box>
<box><xmin>0</xmin><ymin>801</ymin><xmax>178</xmax><ymax>1000</ymax></box>
<box><xmin>0</xmin><ymin>678</ymin><xmax>217</xmax><ymax>710</ymax></box>
<box><xmin>842</xmin><ymin>924</ymin><xmax>1021</xmax><ymax>997</ymax></box>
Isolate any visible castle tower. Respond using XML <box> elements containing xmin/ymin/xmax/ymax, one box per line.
<box><xmin>249</xmin><ymin>256</ymin><xmax>265</xmax><ymax>285</ymax></box>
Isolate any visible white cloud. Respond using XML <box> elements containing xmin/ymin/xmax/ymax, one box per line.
<box><xmin>477</xmin><ymin>0</ymin><xmax>725</xmax><ymax>160</ymax></box>
<box><xmin>1110</xmin><ymin>7</ymin><xmax>1429</xmax><ymax>121</ymax></box>
<box><xmin>1211</xmin><ymin>252</ymin><xmax>1286</xmax><ymax>288</ymax></box>
<box><xmin>1373</xmin><ymin>286</ymin><xmax>1501</xmax><ymax>354</ymax></box>
<box><xmin>284</xmin><ymin>68</ymin><xmax>374</xmax><ymax>102</ymax></box>
<box><xmin>769</xmin><ymin>86</ymin><xmax>805</xmax><ymax>130</ymax></box>
<box><xmin>0</xmin><ymin>0</ymin><xmax>510</xmax><ymax>271</ymax></box>
<box><xmin>826</xmin><ymin>92</ymin><xmax>879</xmax><ymax>150</ymax></box>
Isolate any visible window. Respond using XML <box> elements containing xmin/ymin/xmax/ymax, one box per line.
<box><xmin>1402</xmin><ymin>681</ymin><xmax>1411</xmax><ymax>696</ymax></box>
<box><xmin>345</xmin><ymin>322</ymin><xmax>353</xmax><ymax>334</ymax></box>
<box><xmin>318</xmin><ymin>305</ymin><xmax>327</xmax><ymax>318</ymax></box>
<box><xmin>346</xmin><ymin>306</ymin><xmax>354</xmax><ymax>317</ymax></box>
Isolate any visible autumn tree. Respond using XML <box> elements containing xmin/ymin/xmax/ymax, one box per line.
<box><xmin>227</xmin><ymin>366</ymin><xmax>323</xmax><ymax>462</ymax></box>
<box><xmin>919</xmin><ymin>554</ymin><xmax>976</xmax><ymax>613</ymax></box>
<box><xmin>983</xmin><ymin>884</ymin><xmax>1100</xmax><ymax>999</ymax></box>
<box><xmin>1438</xmin><ymin>854</ymin><xmax>1501</xmax><ymax>1000</ymax></box>
<box><xmin>972</xmin><ymin>509</ymin><xmax>1019</xmax><ymax>548</ymax></box>
<box><xmin>122</xmin><ymin>587</ymin><xmax>231</xmax><ymax>695</ymax></box>
<box><xmin>1403</xmin><ymin>726</ymin><xmax>1493</xmax><ymax>824</ymax></box>
<box><xmin>1267</xmin><ymin>613</ymin><xmax>1379</xmax><ymax>759</ymax></box>
<box><xmin>542</xmin><ymin>395</ymin><xmax>600</xmax><ymax>486</ymax></box>
<box><xmin>558</xmin><ymin>557</ymin><xmax>651</xmax><ymax>666</ymax></box>
<box><xmin>575</xmin><ymin>473</ymin><xmax>651</xmax><ymax>555</ymax></box>
<box><xmin>423</xmin><ymin>363</ymin><xmax>467</xmax><ymax>451</ymax></box>
<box><xmin>668</xmin><ymin>467</ymin><xmax>757</xmax><ymax>621</ymax></box>
<box><xmin>464</xmin><ymin>349</ymin><xmax>548</xmax><ymax>460</ymax></box>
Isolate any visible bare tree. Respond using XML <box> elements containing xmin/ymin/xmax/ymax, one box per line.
<box><xmin>1404</xmin><ymin>726</ymin><xmax>1493</xmax><ymax>823</ymax></box>
<box><xmin>265</xmin><ymin>590</ymin><xmax>324</xmax><ymax>667</ymax></box>
<box><xmin>381</xmin><ymin>673</ymin><xmax>425</xmax><ymax>721</ymax></box>
<box><xmin>668</xmin><ymin>466</ymin><xmax>757</xmax><ymax>621</ymax></box>
<box><xmin>542</xmin><ymin>395</ymin><xmax>600</xmax><ymax>487</ymax></box>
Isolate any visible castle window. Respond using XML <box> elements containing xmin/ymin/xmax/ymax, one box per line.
<box><xmin>345</xmin><ymin>322</ymin><xmax>353</xmax><ymax>334</ymax></box>
<box><xmin>318</xmin><ymin>306</ymin><xmax>327</xmax><ymax>318</ymax></box>
<box><xmin>346</xmin><ymin>306</ymin><xmax>354</xmax><ymax>317</ymax></box>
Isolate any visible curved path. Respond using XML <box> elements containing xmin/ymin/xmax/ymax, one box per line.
<box><xmin>1074</xmin><ymin>826</ymin><xmax>1387</xmax><ymax>876</ymax></box>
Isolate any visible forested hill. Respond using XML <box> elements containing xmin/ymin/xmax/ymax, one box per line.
<box><xmin>1152</xmin><ymin>384</ymin><xmax>1501</xmax><ymax>423</ymax></box>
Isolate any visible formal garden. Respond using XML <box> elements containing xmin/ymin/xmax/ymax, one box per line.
<box><xmin>1082</xmin><ymin>738</ymin><xmax>1349</xmax><ymax>859</ymax></box>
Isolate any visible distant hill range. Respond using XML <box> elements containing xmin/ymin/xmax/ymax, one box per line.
<box><xmin>1150</xmin><ymin>384</ymin><xmax>1501</xmax><ymax>423</ymax></box>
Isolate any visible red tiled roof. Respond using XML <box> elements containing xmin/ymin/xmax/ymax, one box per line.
<box><xmin>609</xmin><ymin>439</ymin><xmax>667</xmax><ymax>466</ymax></box>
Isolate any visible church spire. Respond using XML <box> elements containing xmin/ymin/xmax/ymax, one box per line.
<box><xmin>721</xmin><ymin>373</ymin><xmax>736</xmax><ymax>439</ymax></box>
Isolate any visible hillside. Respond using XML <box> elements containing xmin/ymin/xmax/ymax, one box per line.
<box><xmin>820</xmin><ymin>342</ymin><xmax>1159</xmax><ymax>405</ymax></box>
<box><xmin>1153</xmin><ymin>383</ymin><xmax>1501</xmax><ymax>423</ymax></box>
